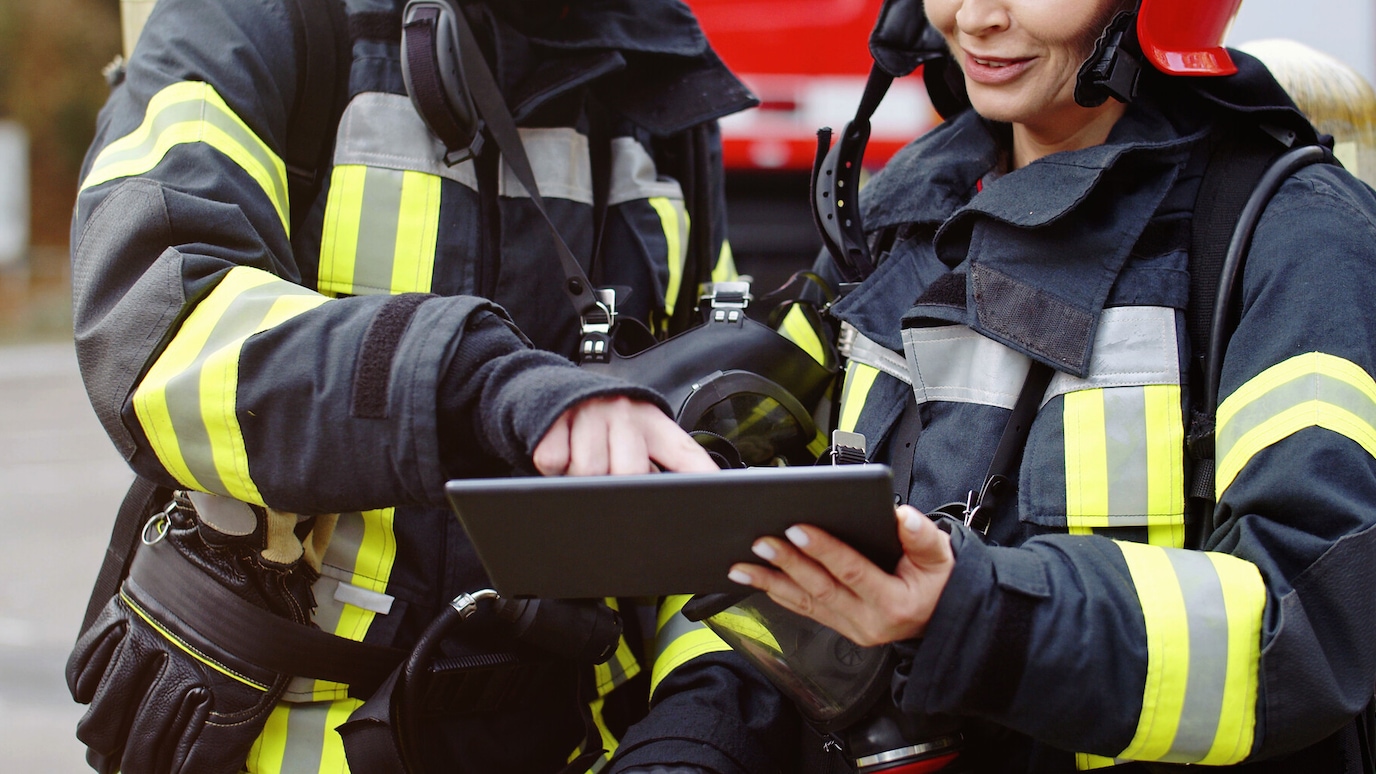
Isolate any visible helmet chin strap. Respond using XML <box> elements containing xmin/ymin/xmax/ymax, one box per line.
<box><xmin>1075</xmin><ymin>10</ymin><xmax>1145</xmax><ymax>108</ymax></box>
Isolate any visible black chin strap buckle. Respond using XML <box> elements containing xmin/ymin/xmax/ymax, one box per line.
<box><xmin>1075</xmin><ymin>10</ymin><xmax>1143</xmax><ymax>108</ymax></box>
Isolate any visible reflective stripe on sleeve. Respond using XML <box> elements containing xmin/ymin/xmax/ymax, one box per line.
<box><xmin>318</xmin><ymin>164</ymin><xmax>440</xmax><ymax>296</ymax></box>
<box><xmin>1113</xmin><ymin>541</ymin><xmax>1264</xmax><ymax>765</ymax></box>
<box><xmin>1216</xmin><ymin>352</ymin><xmax>1376</xmax><ymax>498</ymax></box>
<box><xmin>132</xmin><ymin>266</ymin><xmax>327</xmax><ymax>503</ymax></box>
<box><xmin>81</xmin><ymin>81</ymin><xmax>290</xmax><ymax>234</ymax></box>
<box><xmin>650</xmin><ymin>594</ymin><xmax>731</xmax><ymax>699</ymax></box>
<box><xmin>648</xmin><ymin>196</ymin><xmax>690</xmax><ymax>321</ymax></box>
<box><xmin>838</xmin><ymin>361</ymin><xmax>881</xmax><ymax>434</ymax></box>
<box><xmin>1063</xmin><ymin>385</ymin><xmax>1186</xmax><ymax>546</ymax></box>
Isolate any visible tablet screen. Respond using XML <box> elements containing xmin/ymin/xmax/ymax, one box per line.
<box><xmin>445</xmin><ymin>465</ymin><xmax>898</xmax><ymax>598</ymax></box>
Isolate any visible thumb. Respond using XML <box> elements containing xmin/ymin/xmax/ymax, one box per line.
<box><xmin>895</xmin><ymin>505</ymin><xmax>952</xmax><ymax>569</ymax></box>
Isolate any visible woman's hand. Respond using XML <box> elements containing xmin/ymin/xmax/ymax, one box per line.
<box><xmin>532</xmin><ymin>395</ymin><xmax>718</xmax><ymax>476</ymax></box>
<box><xmin>728</xmin><ymin>505</ymin><xmax>956</xmax><ymax>646</ymax></box>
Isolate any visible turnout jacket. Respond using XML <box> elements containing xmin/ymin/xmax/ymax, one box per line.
<box><xmin>70</xmin><ymin>0</ymin><xmax>796</xmax><ymax>771</ymax></box>
<box><xmin>828</xmin><ymin>55</ymin><xmax>1376</xmax><ymax>771</ymax></box>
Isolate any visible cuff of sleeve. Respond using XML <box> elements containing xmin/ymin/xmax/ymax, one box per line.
<box><xmin>469</xmin><ymin>339</ymin><xmax>672</xmax><ymax>470</ymax></box>
<box><xmin>896</xmin><ymin>525</ymin><xmax>1047</xmax><ymax>718</ymax></box>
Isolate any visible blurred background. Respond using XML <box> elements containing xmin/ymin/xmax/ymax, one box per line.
<box><xmin>1</xmin><ymin>0</ymin><xmax>1372</xmax><ymax>769</ymax></box>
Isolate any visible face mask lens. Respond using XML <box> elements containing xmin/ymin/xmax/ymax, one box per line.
<box><xmin>691</xmin><ymin>393</ymin><xmax>805</xmax><ymax>466</ymax></box>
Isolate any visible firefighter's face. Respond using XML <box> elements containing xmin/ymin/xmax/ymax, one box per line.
<box><xmin>927</xmin><ymin>0</ymin><xmax>1127</xmax><ymax>162</ymax></box>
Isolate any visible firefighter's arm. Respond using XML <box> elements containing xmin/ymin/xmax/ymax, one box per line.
<box><xmin>608</xmin><ymin>595</ymin><xmax>801</xmax><ymax>773</ymax></box>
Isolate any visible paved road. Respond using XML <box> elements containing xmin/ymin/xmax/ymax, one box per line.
<box><xmin>0</xmin><ymin>343</ymin><xmax>133</xmax><ymax>771</ymax></box>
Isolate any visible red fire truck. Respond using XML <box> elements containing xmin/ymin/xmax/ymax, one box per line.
<box><xmin>686</xmin><ymin>0</ymin><xmax>941</xmax><ymax>287</ymax></box>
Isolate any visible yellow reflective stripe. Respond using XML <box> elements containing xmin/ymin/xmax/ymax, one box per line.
<box><xmin>1216</xmin><ymin>352</ymin><xmax>1376</xmax><ymax>497</ymax></box>
<box><xmin>1075</xmin><ymin>753</ymin><xmax>1123</xmax><ymax>770</ymax></box>
<box><xmin>391</xmin><ymin>171</ymin><xmax>441</xmax><ymax>293</ymax></box>
<box><xmin>649</xmin><ymin>196</ymin><xmax>689</xmax><ymax>318</ymax></box>
<box><xmin>1144</xmin><ymin>385</ymin><xmax>1186</xmax><ymax>548</ymax></box>
<box><xmin>566</xmin><ymin>695</ymin><xmax>616</xmax><ymax>772</ymax></box>
<box><xmin>707</xmin><ymin>609</ymin><xmax>783</xmax><ymax>653</ymax></box>
<box><xmin>321</xmin><ymin>698</ymin><xmax>362</xmax><ymax>771</ymax></box>
<box><xmin>318</xmin><ymin>166</ymin><xmax>441</xmax><ymax>296</ymax></box>
<box><xmin>780</xmin><ymin>304</ymin><xmax>827</xmax><ymax>365</ymax></box>
<box><xmin>651</xmin><ymin>594</ymin><xmax>731</xmax><ymax>698</ymax></box>
<box><xmin>248</xmin><ymin>704</ymin><xmax>291</xmax><ymax>773</ymax></box>
<box><xmin>838</xmin><ymin>361</ymin><xmax>880</xmax><ymax>433</ymax></box>
<box><xmin>1115</xmin><ymin>542</ymin><xmax>1263</xmax><ymax>765</ymax></box>
<box><xmin>318</xmin><ymin>164</ymin><xmax>366</xmax><ymax>297</ymax></box>
<box><xmin>133</xmin><ymin>267</ymin><xmax>326</xmax><ymax>503</ymax></box>
<box><xmin>247</xmin><ymin>510</ymin><xmax>399</xmax><ymax>772</ymax></box>
<box><xmin>305</xmin><ymin>509</ymin><xmax>398</xmax><ymax>702</ymax></box>
<box><xmin>712</xmin><ymin>240</ymin><xmax>739</xmax><ymax>283</ymax></box>
<box><xmin>1064</xmin><ymin>386</ymin><xmax>1186</xmax><ymax>545</ymax></box>
<box><xmin>1065</xmin><ymin>389</ymin><xmax>1109</xmax><ymax>534</ymax></box>
<box><xmin>121</xmin><ymin>589</ymin><xmax>270</xmax><ymax>691</ymax></box>
<box><xmin>593</xmin><ymin>598</ymin><xmax>641</xmax><ymax>696</ymax></box>
<box><xmin>81</xmin><ymin>81</ymin><xmax>289</xmax><ymax>234</ymax></box>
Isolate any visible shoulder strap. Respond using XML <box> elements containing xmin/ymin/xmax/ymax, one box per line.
<box><xmin>283</xmin><ymin>0</ymin><xmax>350</xmax><ymax>235</ymax></box>
<box><xmin>1185</xmin><ymin>127</ymin><xmax>1333</xmax><ymax>545</ymax></box>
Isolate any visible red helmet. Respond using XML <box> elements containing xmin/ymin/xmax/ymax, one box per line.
<box><xmin>1137</xmin><ymin>0</ymin><xmax>1244</xmax><ymax>76</ymax></box>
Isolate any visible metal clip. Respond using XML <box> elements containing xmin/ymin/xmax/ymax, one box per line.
<box><xmin>140</xmin><ymin>501</ymin><xmax>175</xmax><ymax>545</ymax></box>
<box><xmin>700</xmin><ymin>281</ymin><xmax>751</xmax><ymax>324</ymax></box>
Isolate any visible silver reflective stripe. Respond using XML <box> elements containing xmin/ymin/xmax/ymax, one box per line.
<box><xmin>1160</xmin><ymin>550</ymin><xmax>1231</xmax><ymax>762</ymax></box>
<box><xmin>334</xmin><ymin>580</ymin><xmax>394</xmax><ymax>615</ymax></box>
<box><xmin>1046</xmin><ymin>307</ymin><xmax>1180</xmax><ymax>401</ymax></box>
<box><xmin>350</xmin><ymin>165</ymin><xmax>407</xmax><ymax>294</ymax></box>
<box><xmin>1217</xmin><ymin>367</ymin><xmax>1376</xmax><ymax>467</ymax></box>
<box><xmin>1103</xmin><ymin>386</ymin><xmax>1150</xmax><ymax>518</ymax></box>
<box><xmin>281</xmin><ymin>704</ymin><xmax>328</xmax><ymax>772</ymax></box>
<box><xmin>335</xmin><ymin>92</ymin><xmax>596</xmax><ymax>204</ymax></box>
<box><xmin>606</xmin><ymin>136</ymin><xmax>686</xmax><ymax>205</ymax></box>
<box><xmin>496</xmin><ymin>126</ymin><xmax>593</xmax><ymax>203</ymax></box>
<box><xmin>902</xmin><ymin>324</ymin><xmax>1031</xmax><ymax>409</ymax></box>
<box><xmin>333</xmin><ymin>92</ymin><xmax>478</xmax><ymax>189</ymax></box>
<box><xmin>899</xmin><ymin>307</ymin><xmax>1179</xmax><ymax>409</ymax></box>
<box><xmin>159</xmin><ymin>280</ymin><xmax>319</xmax><ymax>496</ymax></box>
<box><xmin>848</xmin><ymin>325</ymin><xmax>911</xmax><ymax>385</ymax></box>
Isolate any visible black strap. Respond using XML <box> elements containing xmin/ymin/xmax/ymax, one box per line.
<box><xmin>129</xmin><ymin>532</ymin><xmax>406</xmax><ymax>695</ymax></box>
<box><xmin>283</xmin><ymin>0</ymin><xmax>349</xmax><ymax>236</ymax></box>
<box><xmin>402</xmin><ymin>6</ymin><xmax>607</xmax><ymax>328</ymax></box>
<box><xmin>1185</xmin><ymin>132</ymin><xmax>1332</xmax><ymax>544</ymax></box>
<box><xmin>81</xmin><ymin>476</ymin><xmax>171</xmax><ymax>632</ymax></box>
<box><xmin>964</xmin><ymin>362</ymin><xmax>1054</xmax><ymax>533</ymax></box>
<box><xmin>890</xmin><ymin>393</ymin><xmax>923</xmax><ymax>505</ymax></box>
<box><xmin>1186</xmin><ymin>125</ymin><xmax>1276</xmax><ymax>376</ymax></box>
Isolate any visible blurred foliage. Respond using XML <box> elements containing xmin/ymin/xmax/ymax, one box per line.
<box><xmin>0</xmin><ymin>0</ymin><xmax>120</xmax><ymax>251</ymax></box>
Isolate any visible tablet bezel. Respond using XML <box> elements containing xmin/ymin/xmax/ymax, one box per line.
<box><xmin>445</xmin><ymin>465</ymin><xmax>899</xmax><ymax>598</ymax></box>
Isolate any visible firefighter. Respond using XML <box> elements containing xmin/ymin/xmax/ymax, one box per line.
<box><xmin>65</xmin><ymin>0</ymin><xmax>800</xmax><ymax>772</ymax></box>
<box><xmin>730</xmin><ymin>0</ymin><xmax>1376</xmax><ymax>770</ymax></box>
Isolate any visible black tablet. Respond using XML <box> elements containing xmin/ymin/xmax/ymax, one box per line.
<box><xmin>445</xmin><ymin>465</ymin><xmax>898</xmax><ymax>598</ymax></box>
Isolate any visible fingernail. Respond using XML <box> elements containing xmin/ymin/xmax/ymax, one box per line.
<box><xmin>902</xmin><ymin>510</ymin><xmax>926</xmax><ymax>532</ymax></box>
<box><xmin>728</xmin><ymin>568</ymin><xmax>754</xmax><ymax>585</ymax></box>
<box><xmin>785</xmin><ymin>526</ymin><xmax>809</xmax><ymax>548</ymax></box>
<box><xmin>752</xmin><ymin>541</ymin><xmax>777</xmax><ymax>561</ymax></box>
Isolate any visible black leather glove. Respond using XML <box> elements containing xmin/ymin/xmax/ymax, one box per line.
<box><xmin>67</xmin><ymin>491</ymin><xmax>319</xmax><ymax>774</ymax></box>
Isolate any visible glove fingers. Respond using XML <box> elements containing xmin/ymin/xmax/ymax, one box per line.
<box><xmin>122</xmin><ymin>681</ymin><xmax>210</xmax><ymax>774</ymax></box>
<box><xmin>67</xmin><ymin>601</ymin><xmax>128</xmax><ymax>703</ymax></box>
<box><xmin>76</xmin><ymin>633</ymin><xmax>165</xmax><ymax>759</ymax></box>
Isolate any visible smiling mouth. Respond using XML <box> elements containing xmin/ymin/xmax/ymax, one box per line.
<box><xmin>972</xmin><ymin>57</ymin><xmax>1011</xmax><ymax>68</ymax></box>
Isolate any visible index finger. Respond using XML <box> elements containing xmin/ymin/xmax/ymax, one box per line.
<box><xmin>640</xmin><ymin>411</ymin><xmax>718</xmax><ymax>473</ymax></box>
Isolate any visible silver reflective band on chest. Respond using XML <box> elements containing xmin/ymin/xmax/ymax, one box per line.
<box><xmin>898</xmin><ymin>306</ymin><xmax>1181</xmax><ymax>409</ymax></box>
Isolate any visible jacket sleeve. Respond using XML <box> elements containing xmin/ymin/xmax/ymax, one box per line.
<box><xmin>70</xmin><ymin>0</ymin><xmax>661</xmax><ymax>514</ymax></box>
<box><xmin>893</xmin><ymin>165</ymin><xmax>1376</xmax><ymax>765</ymax></box>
